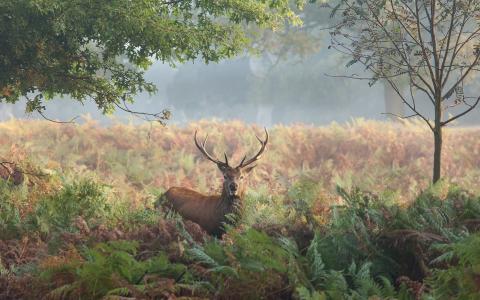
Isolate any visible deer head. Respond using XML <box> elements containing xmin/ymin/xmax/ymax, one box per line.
<box><xmin>194</xmin><ymin>128</ymin><xmax>268</xmax><ymax>198</ymax></box>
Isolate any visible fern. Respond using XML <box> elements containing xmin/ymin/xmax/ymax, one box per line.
<box><xmin>0</xmin><ymin>181</ymin><xmax>23</xmax><ymax>238</ymax></box>
<box><xmin>105</xmin><ymin>287</ymin><xmax>131</xmax><ymax>296</ymax></box>
<box><xmin>186</xmin><ymin>228</ymin><xmax>292</xmax><ymax>298</ymax></box>
<box><xmin>296</xmin><ymin>286</ymin><xmax>327</xmax><ymax>300</ymax></box>
<box><xmin>146</xmin><ymin>253</ymin><xmax>188</xmax><ymax>280</ymax></box>
<box><xmin>278</xmin><ymin>236</ymin><xmax>301</xmax><ymax>258</ymax></box>
<box><xmin>45</xmin><ymin>282</ymin><xmax>80</xmax><ymax>300</ymax></box>
<box><xmin>188</xmin><ymin>247</ymin><xmax>221</xmax><ymax>268</ymax></box>
<box><xmin>427</xmin><ymin>233</ymin><xmax>480</xmax><ymax>299</ymax></box>
<box><xmin>26</xmin><ymin>179</ymin><xmax>112</xmax><ymax>235</ymax></box>
<box><xmin>306</xmin><ymin>233</ymin><xmax>326</xmax><ymax>287</ymax></box>
<box><xmin>39</xmin><ymin>240</ymin><xmax>174</xmax><ymax>299</ymax></box>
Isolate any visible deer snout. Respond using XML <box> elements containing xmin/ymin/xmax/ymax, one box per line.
<box><xmin>229</xmin><ymin>182</ymin><xmax>238</xmax><ymax>193</ymax></box>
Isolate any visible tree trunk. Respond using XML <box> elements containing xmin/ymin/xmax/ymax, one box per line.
<box><xmin>384</xmin><ymin>81</ymin><xmax>405</xmax><ymax>119</ymax></box>
<box><xmin>432</xmin><ymin>126</ymin><xmax>442</xmax><ymax>183</ymax></box>
<box><xmin>433</xmin><ymin>95</ymin><xmax>443</xmax><ymax>184</ymax></box>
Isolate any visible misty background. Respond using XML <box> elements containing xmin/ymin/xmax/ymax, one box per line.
<box><xmin>2</xmin><ymin>3</ymin><xmax>480</xmax><ymax>127</ymax></box>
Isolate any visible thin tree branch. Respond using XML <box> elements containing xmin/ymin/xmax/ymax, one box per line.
<box><xmin>382</xmin><ymin>112</ymin><xmax>419</xmax><ymax>119</ymax></box>
<box><xmin>366</xmin><ymin>0</ymin><xmax>435</xmax><ymax>94</ymax></box>
<box><xmin>439</xmin><ymin>0</ymin><xmax>457</xmax><ymax>81</ymax></box>
<box><xmin>37</xmin><ymin>109</ymin><xmax>79</xmax><ymax>124</ymax></box>
<box><xmin>442</xmin><ymin>54</ymin><xmax>480</xmax><ymax>99</ymax></box>
<box><xmin>429</xmin><ymin>0</ymin><xmax>441</xmax><ymax>89</ymax></box>
<box><xmin>414</xmin><ymin>0</ymin><xmax>437</xmax><ymax>90</ymax></box>
<box><xmin>323</xmin><ymin>72</ymin><xmax>407</xmax><ymax>80</ymax></box>
<box><xmin>384</xmin><ymin>76</ymin><xmax>434</xmax><ymax>131</ymax></box>
<box><xmin>442</xmin><ymin>8</ymin><xmax>473</xmax><ymax>87</ymax></box>
<box><xmin>114</xmin><ymin>97</ymin><xmax>170</xmax><ymax>124</ymax></box>
<box><xmin>441</xmin><ymin>96</ymin><xmax>480</xmax><ymax>126</ymax></box>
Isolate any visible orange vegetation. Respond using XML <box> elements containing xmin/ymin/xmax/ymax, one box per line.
<box><xmin>1</xmin><ymin>118</ymin><xmax>479</xmax><ymax>203</ymax></box>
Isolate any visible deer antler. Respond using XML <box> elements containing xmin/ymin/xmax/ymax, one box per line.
<box><xmin>194</xmin><ymin>130</ymin><xmax>229</xmax><ymax>167</ymax></box>
<box><xmin>237</xmin><ymin>127</ymin><xmax>268</xmax><ymax>168</ymax></box>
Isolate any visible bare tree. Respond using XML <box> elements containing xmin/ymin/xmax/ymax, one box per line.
<box><xmin>326</xmin><ymin>0</ymin><xmax>480</xmax><ymax>183</ymax></box>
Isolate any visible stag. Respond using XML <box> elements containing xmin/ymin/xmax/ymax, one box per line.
<box><xmin>162</xmin><ymin>129</ymin><xmax>268</xmax><ymax>237</ymax></box>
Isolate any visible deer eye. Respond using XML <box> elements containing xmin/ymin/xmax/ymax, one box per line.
<box><xmin>240</xmin><ymin>175</ymin><xmax>244</xmax><ymax>179</ymax></box>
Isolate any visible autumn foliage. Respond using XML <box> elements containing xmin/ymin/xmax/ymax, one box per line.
<box><xmin>1</xmin><ymin>118</ymin><xmax>480</xmax><ymax>201</ymax></box>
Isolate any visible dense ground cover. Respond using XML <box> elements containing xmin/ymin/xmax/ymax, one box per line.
<box><xmin>0</xmin><ymin>119</ymin><xmax>479</xmax><ymax>299</ymax></box>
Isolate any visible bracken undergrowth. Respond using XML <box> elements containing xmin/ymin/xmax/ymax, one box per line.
<box><xmin>0</xmin><ymin>119</ymin><xmax>479</xmax><ymax>299</ymax></box>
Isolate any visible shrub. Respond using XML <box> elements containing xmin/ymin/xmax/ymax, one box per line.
<box><xmin>188</xmin><ymin>228</ymin><xmax>292</xmax><ymax>298</ymax></box>
<box><xmin>26</xmin><ymin>179</ymin><xmax>112</xmax><ymax>235</ymax></box>
<box><xmin>39</xmin><ymin>240</ymin><xmax>197</xmax><ymax>299</ymax></box>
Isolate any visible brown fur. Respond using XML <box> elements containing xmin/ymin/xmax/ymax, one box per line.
<box><xmin>164</xmin><ymin>179</ymin><xmax>245</xmax><ymax>236</ymax></box>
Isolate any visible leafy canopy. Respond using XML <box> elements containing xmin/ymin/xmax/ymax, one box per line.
<box><xmin>0</xmin><ymin>0</ymin><xmax>301</xmax><ymax>120</ymax></box>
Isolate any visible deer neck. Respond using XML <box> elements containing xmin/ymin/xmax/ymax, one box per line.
<box><xmin>219</xmin><ymin>189</ymin><xmax>243</xmax><ymax>207</ymax></box>
<box><xmin>217</xmin><ymin>189</ymin><xmax>244</xmax><ymax>223</ymax></box>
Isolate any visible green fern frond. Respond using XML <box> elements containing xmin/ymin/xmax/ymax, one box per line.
<box><xmin>207</xmin><ymin>266</ymin><xmax>239</xmax><ymax>278</ymax></box>
<box><xmin>45</xmin><ymin>282</ymin><xmax>79</xmax><ymax>300</ymax></box>
<box><xmin>106</xmin><ymin>286</ymin><xmax>131</xmax><ymax>296</ymax></box>
<box><xmin>296</xmin><ymin>286</ymin><xmax>327</xmax><ymax>300</ymax></box>
<box><xmin>188</xmin><ymin>247</ymin><xmax>220</xmax><ymax>268</ymax></box>
<box><xmin>278</xmin><ymin>236</ymin><xmax>301</xmax><ymax>258</ymax></box>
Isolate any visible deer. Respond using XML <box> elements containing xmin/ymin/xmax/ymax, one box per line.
<box><xmin>161</xmin><ymin>128</ymin><xmax>268</xmax><ymax>237</ymax></box>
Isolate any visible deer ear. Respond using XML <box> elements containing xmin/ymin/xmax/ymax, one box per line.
<box><xmin>243</xmin><ymin>165</ymin><xmax>256</xmax><ymax>174</ymax></box>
